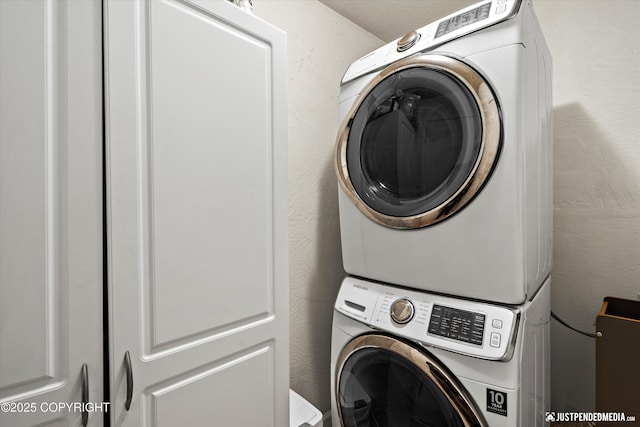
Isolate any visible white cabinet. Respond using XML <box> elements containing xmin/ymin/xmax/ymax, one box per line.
<box><xmin>1</xmin><ymin>1</ymin><xmax>288</xmax><ymax>426</ymax></box>
<box><xmin>105</xmin><ymin>0</ymin><xmax>289</xmax><ymax>425</ymax></box>
<box><xmin>0</xmin><ymin>1</ymin><xmax>104</xmax><ymax>425</ymax></box>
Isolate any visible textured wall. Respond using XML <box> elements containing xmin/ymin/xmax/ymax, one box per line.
<box><xmin>535</xmin><ymin>0</ymin><xmax>640</xmax><ymax>412</ymax></box>
<box><xmin>251</xmin><ymin>0</ymin><xmax>382</xmax><ymax>421</ymax></box>
<box><xmin>254</xmin><ymin>0</ymin><xmax>640</xmax><ymax>418</ymax></box>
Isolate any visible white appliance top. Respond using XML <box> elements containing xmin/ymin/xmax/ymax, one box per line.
<box><xmin>289</xmin><ymin>390</ymin><xmax>322</xmax><ymax>427</ymax></box>
<box><xmin>335</xmin><ymin>277</ymin><xmax>519</xmax><ymax>361</ymax></box>
<box><xmin>342</xmin><ymin>0</ymin><xmax>522</xmax><ymax>84</ymax></box>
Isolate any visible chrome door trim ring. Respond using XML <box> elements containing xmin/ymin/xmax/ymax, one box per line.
<box><xmin>335</xmin><ymin>54</ymin><xmax>502</xmax><ymax>229</ymax></box>
<box><xmin>335</xmin><ymin>333</ymin><xmax>488</xmax><ymax>427</ymax></box>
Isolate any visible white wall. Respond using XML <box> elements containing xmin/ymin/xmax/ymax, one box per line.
<box><xmin>535</xmin><ymin>0</ymin><xmax>640</xmax><ymax>412</ymax></box>
<box><xmin>252</xmin><ymin>0</ymin><xmax>382</xmax><ymax>420</ymax></box>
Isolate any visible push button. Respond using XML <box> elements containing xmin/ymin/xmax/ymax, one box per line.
<box><xmin>492</xmin><ymin>319</ymin><xmax>503</xmax><ymax>329</ymax></box>
<box><xmin>496</xmin><ymin>4</ymin><xmax>507</xmax><ymax>14</ymax></box>
<box><xmin>490</xmin><ymin>332</ymin><xmax>502</xmax><ymax>348</ymax></box>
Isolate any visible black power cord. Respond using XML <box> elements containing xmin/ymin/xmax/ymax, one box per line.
<box><xmin>551</xmin><ymin>311</ymin><xmax>597</xmax><ymax>339</ymax></box>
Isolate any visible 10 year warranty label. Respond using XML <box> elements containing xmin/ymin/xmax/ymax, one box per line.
<box><xmin>487</xmin><ymin>389</ymin><xmax>508</xmax><ymax>417</ymax></box>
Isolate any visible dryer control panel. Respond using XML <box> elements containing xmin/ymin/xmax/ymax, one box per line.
<box><xmin>335</xmin><ymin>277</ymin><xmax>519</xmax><ymax>361</ymax></box>
<box><xmin>342</xmin><ymin>0</ymin><xmax>523</xmax><ymax>84</ymax></box>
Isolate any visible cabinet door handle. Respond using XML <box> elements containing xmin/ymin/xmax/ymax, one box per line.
<box><xmin>124</xmin><ymin>351</ymin><xmax>133</xmax><ymax>410</ymax></box>
<box><xmin>81</xmin><ymin>363</ymin><xmax>89</xmax><ymax>426</ymax></box>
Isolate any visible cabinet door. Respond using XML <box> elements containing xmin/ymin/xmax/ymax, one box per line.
<box><xmin>104</xmin><ymin>1</ymin><xmax>289</xmax><ymax>425</ymax></box>
<box><xmin>0</xmin><ymin>1</ymin><xmax>104</xmax><ymax>426</ymax></box>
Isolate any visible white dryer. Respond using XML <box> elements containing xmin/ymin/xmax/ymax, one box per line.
<box><xmin>335</xmin><ymin>0</ymin><xmax>552</xmax><ymax>304</ymax></box>
<box><xmin>330</xmin><ymin>276</ymin><xmax>550</xmax><ymax>427</ymax></box>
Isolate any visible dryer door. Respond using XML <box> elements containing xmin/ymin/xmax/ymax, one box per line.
<box><xmin>335</xmin><ymin>334</ymin><xmax>487</xmax><ymax>427</ymax></box>
<box><xmin>335</xmin><ymin>55</ymin><xmax>501</xmax><ymax>229</ymax></box>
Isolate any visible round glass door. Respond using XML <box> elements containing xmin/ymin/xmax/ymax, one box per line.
<box><xmin>335</xmin><ymin>334</ymin><xmax>487</xmax><ymax>427</ymax></box>
<box><xmin>335</xmin><ymin>55</ymin><xmax>501</xmax><ymax>229</ymax></box>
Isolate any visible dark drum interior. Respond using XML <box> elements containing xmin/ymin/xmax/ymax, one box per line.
<box><xmin>338</xmin><ymin>347</ymin><xmax>466</xmax><ymax>427</ymax></box>
<box><xmin>346</xmin><ymin>67</ymin><xmax>483</xmax><ymax>218</ymax></box>
<box><xmin>362</xmin><ymin>87</ymin><xmax>464</xmax><ymax>200</ymax></box>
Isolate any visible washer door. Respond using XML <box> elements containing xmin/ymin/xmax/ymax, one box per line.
<box><xmin>335</xmin><ymin>55</ymin><xmax>501</xmax><ymax>229</ymax></box>
<box><xmin>335</xmin><ymin>334</ymin><xmax>487</xmax><ymax>427</ymax></box>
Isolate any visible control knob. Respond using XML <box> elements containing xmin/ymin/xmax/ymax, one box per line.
<box><xmin>390</xmin><ymin>298</ymin><xmax>415</xmax><ymax>324</ymax></box>
<box><xmin>397</xmin><ymin>30</ymin><xmax>420</xmax><ymax>52</ymax></box>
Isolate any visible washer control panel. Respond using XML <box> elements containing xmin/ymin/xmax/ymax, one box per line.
<box><xmin>428</xmin><ymin>304</ymin><xmax>485</xmax><ymax>346</ymax></box>
<box><xmin>335</xmin><ymin>277</ymin><xmax>519</xmax><ymax>360</ymax></box>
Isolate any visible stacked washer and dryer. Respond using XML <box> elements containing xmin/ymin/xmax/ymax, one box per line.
<box><xmin>330</xmin><ymin>1</ymin><xmax>552</xmax><ymax>426</ymax></box>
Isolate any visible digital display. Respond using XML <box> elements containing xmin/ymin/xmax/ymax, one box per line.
<box><xmin>435</xmin><ymin>2</ymin><xmax>492</xmax><ymax>38</ymax></box>
<box><xmin>428</xmin><ymin>305</ymin><xmax>485</xmax><ymax>345</ymax></box>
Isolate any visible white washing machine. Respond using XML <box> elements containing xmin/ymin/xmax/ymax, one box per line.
<box><xmin>330</xmin><ymin>276</ymin><xmax>550</xmax><ymax>427</ymax></box>
<box><xmin>335</xmin><ymin>0</ymin><xmax>552</xmax><ymax>304</ymax></box>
